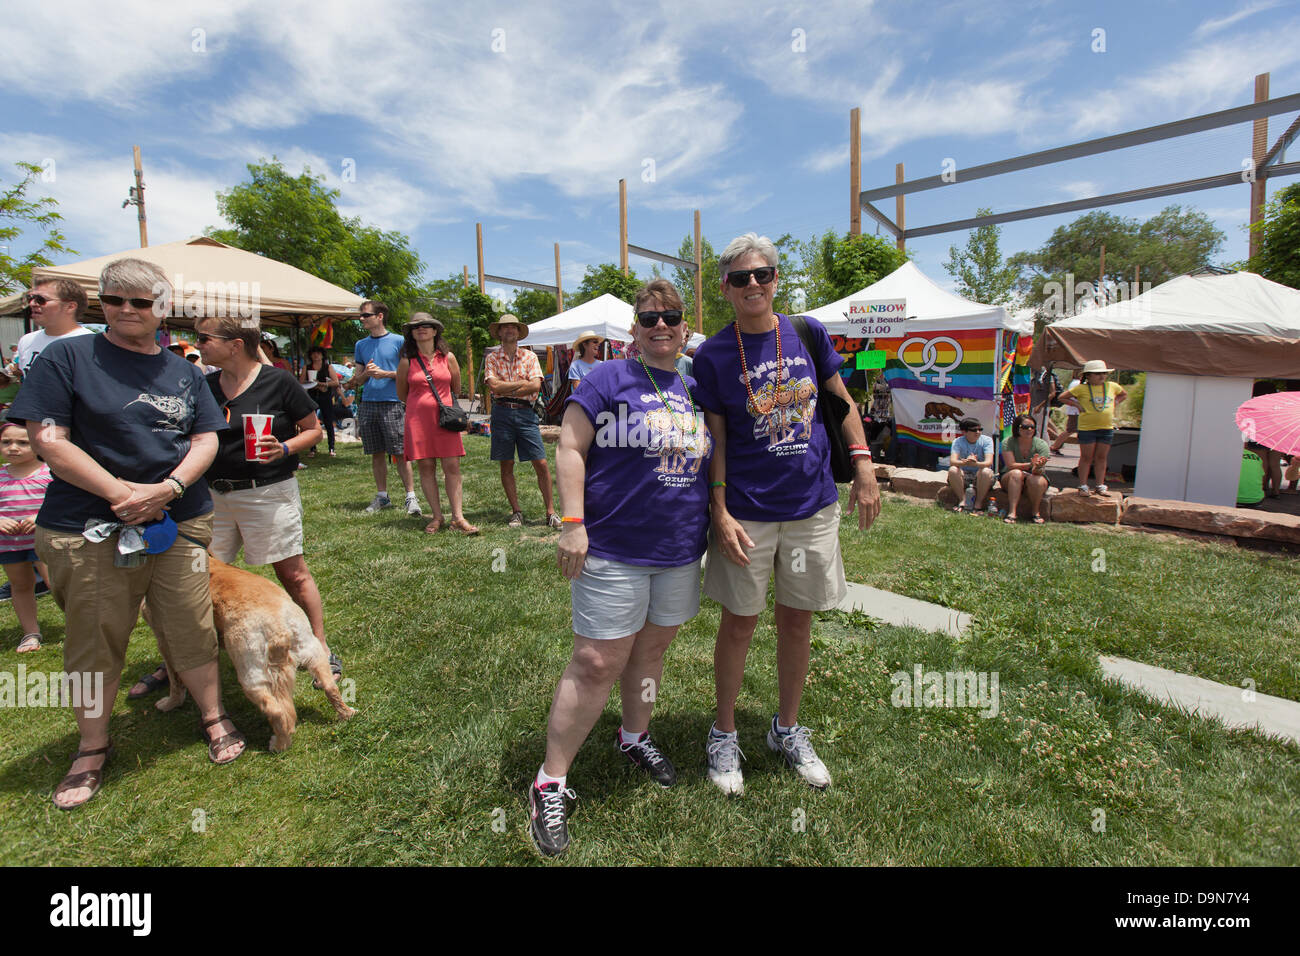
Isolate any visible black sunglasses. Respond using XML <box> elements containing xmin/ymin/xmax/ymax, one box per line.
<box><xmin>636</xmin><ymin>310</ymin><xmax>684</xmax><ymax>328</ymax></box>
<box><xmin>725</xmin><ymin>267</ymin><xmax>776</xmax><ymax>288</ymax></box>
<box><xmin>24</xmin><ymin>293</ymin><xmax>59</xmax><ymax>305</ymax></box>
<box><xmin>99</xmin><ymin>294</ymin><xmax>156</xmax><ymax>310</ymax></box>
<box><xmin>359</xmin><ymin>311</ymin><xmax>381</xmax><ymax>319</ymax></box>
<box><xmin>408</xmin><ymin>323</ymin><xmax>440</xmax><ymax>331</ymax></box>
<box><xmin>196</xmin><ymin>333</ymin><xmax>233</xmax><ymax>344</ymax></box>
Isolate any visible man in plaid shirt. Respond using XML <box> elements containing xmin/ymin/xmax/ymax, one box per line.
<box><xmin>484</xmin><ymin>315</ymin><xmax>559</xmax><ymax>529</ymax></box>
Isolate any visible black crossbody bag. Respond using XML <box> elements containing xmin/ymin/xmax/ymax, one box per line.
<box><xmin>415</xmin><ymin>353</ymin><xmax>469</xmax><ymax>432</ymax></box>
<box><xmin>790</xmin><ymin>314</ymin><xmax>853</xmax><ymax>483</ymax></box>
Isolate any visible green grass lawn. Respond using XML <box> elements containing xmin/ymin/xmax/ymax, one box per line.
<box><xmin>1</xmin><ymin>440</ymin><xmax>1297</xmax><ymax>865</ymax></box>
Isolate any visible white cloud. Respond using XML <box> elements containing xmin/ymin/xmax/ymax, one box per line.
<box><xmin>1193</xmin><ymin>0</ymin><xmax>1283</xmax><ymax>37</ymax></box>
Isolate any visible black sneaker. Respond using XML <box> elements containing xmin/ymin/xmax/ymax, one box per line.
<box><xmin>617</xmin><ymin>729</ymin><xmax>677</xmax><ymax>787</ymax></box>
<box><xmin>0</xmin><ymin>582</ymin><xmax>10</xmax><ymax>602</ymax></box>
<box><xmin>34</xmin><ymin>578</ymin><xmax>49</xmax><ymax>598</ymax></box>
<box><xmin>528</xmin><ymin>781</ymin><xmax>576</xmax><ymax>857</ymax></box>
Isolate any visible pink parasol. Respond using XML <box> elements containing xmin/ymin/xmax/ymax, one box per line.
<box><xmin>1235</xmin><ymin>392</ymin><xmax>1300</xmax><ymax>455</ymax></box>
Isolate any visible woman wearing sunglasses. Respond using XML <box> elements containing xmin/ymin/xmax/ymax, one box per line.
<box><xmin>8</xmin><ymin>258</ymin><xmax>240</xmax><ymax>808</ymax></box>
<box><xmin>529</xmin><ymin>279</ymin><xmax>712</xmax><ymax>857</ymax></box>
<box><xmin>692</xmin><ymin>233</ymin><xmax>880</xmax><ymax>796</ymax></box>
<box><xmin>1000</xmin><ymin>415</ymin><xmax>1051</xmax><ymax>524</ymax></box>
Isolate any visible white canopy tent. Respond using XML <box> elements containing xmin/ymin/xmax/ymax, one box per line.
<box><xmin>803</xmin><ymin>261</ymin><xmax>1026</xmax><ymax>335</ymax></box>
<box><xmin>1044</xmin><ymin>271</ymin><xmax>1300</xmax><ymax>506</ymax></box>
<box><xmin>523</xmin><ymin>294</ymin><xmax>635</xmax><ymax>347</ymax></box>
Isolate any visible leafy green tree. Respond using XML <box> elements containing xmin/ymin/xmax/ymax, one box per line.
<box><xmin>209</xmin><ymin>158</ymin><xmax>425</xmax><ymax>341</ymax></box>
<box><xmin>942</xmin><ymin>208</ymin><xmax>1017</xmax><ymax>304</ymax></box>
<box><xmin>813</xmin><ymin>231</ymin><xmax>908</xmax><ymax>304</ymax></box>
<box><xmin>569</xmin><ymin>263</ymin><xmax>642</xmax><ymax>307</ymax></box>
<box><xmin>1009</xmin><ymin>206</ymin><xmax>1224</xmax><ymax>319</ymax></box>
<box><xmin>671</xmin><ymin>235</ymin><xmax>730</xmax><ymax>336</ymax></box>
<box><xmin>511</xmin><ymin>287</ymin><xmax>559</xmax><ymax>325</ymax></box>
<box><xmin>1</xmin><ymin>161</ymin><xmax>77</xmax><ymax>295</ymax></box>
<box><xmin>1248</xmin><ymin>182</ymin><xmax>1300</xmax><ymax>289</ymax></box>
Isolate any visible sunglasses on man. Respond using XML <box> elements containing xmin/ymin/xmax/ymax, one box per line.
<box><xmin>725</xmin><ymin>267</ymin><xmax>776</xmax><ymax>288</ymax></box>
<box><xmin>99</xmin><ymin>294</ymin><xmax>157</xmax><ymax>310</ymax></box>
<box><xmin>24</xmin><ymin>293</ymin><xmax>62</xmax><ymax>306</ymax></box>
<box><xmin>636</xmin><ymin>310</ymin><xmax>684</xmax><ymax>328</ymax></box>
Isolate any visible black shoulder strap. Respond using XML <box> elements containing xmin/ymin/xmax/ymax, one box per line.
<box><xmin>789</xmin><ymin>314</ymin><xmax>826</xmax><ymax>384</ymax></box>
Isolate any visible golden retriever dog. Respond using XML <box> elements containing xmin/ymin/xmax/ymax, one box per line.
<box><xmin>145</xmin><ymin>556</ymin><xmax>355</xmax><ymax>752</ymax></box>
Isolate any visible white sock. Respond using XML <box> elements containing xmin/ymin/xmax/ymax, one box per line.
<box><xmin>619</xmin><ymin>726</ymin><xmax>644</xmax><ymax>746</ymax></box>
<box><xmin>710</xmin><ymin>723</ymin><xmax>736</xmax><ymax>739</ymax></box>
<box><xmin>376</xmin><ymin>491</ymin><xmax>390</xmax><ymax>499</ymax></box>
<box><xmin>405</xmin><ymin>491</ymin><xmax>417</xmax><ymax>499</ymax></box>
<box><xmin>776</xmin><ymin>719</ymin><xmax>794</xmax><ymax>735</ymax></box>
<box><xmin>536</xmin><ymin>766</ymin><xmax>565</xmax><ymax>789</ymax></box>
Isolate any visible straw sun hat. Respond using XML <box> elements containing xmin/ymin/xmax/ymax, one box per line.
<box><xmin>1080</xmin><ymin>359</ymin><xmax>1113</xmax><ymax>375</ymax></box>
<box><xmin>488</xmin><ymin>314</ymin><xmax>528</xmax><ymax>341</ymax></box>
<box><xmin>571</xmin><ymin>331</ymin><xmax>603</xmax><ymax>352</ymax></box>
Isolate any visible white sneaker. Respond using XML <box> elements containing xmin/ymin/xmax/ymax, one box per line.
<box><xmin>1096</xmin><ymin>484</ymin><xmax>1109</xmax><ymax>495</ymax></box>
<box><xmin>1077</xmin><ymin>484</ymin><xmax>1090</xmax><ymax>495</ymax></box>
<box><xmin>706</xmin><ymin>727</ymin><xmax>745</xmax><ymax>796</ymax></box>
<box><xmin>363</xmin><ymin>494</ymin><xmax>392</xmax><ymax>513</ymax></box>
<box><xmin>405</xmin><ymin>494</ymin><xmax>422</xmax><ymax>516</ymax></box>
<box><xmin>767</xmin><ymin>718</ymin><xmax>831</xmax><ymax>790</ymax></box>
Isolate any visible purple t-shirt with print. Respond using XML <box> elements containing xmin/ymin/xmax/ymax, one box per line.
<box><xmin>692</xmin><ymin>314</ymin><xmax>842</xmax><ymax>522</ymax></box>
<box><xmin>565</xmin><ymin>359</ymin><xmax>713</xmax><ymax>567</ymax></box>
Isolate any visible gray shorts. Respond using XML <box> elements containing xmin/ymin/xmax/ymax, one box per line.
<box><xmin>358</xmin><ymin>401</ymin><xmax>405</xmax><ymax>456</ymax></box>
<box><xmin>571</xmin><ymin>555</ymin><xmax>702</xmax><ymax>640</ymax></box>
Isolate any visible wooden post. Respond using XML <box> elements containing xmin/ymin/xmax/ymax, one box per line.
<box><xmin>694</xmin><ymin>209</ymin><xmax>703</xmax><ymax>334</ymax></box>
<box><xmin>894</xmin><ymin>163</ymin><xmax>905</xmax><ymax>252</ymax></box>
<box><xmin>475</xmin><ymin>223</ymin><xmax>485</xmax><ymax>292</ymax></box>
<box><xmin>462</xmin><ymin>266</ymin><xmax>476</xmax><ymax>402</ymax></box>
<box><xmin>1249</xmin><ymin>72</ymin><xmax>1270</xmax><ymax>261</ymax></box>
<box><xmin>619</xmin><ymin>179</ymin><xmax>629</xmax><ymax>276</ymax></box>
<box><xmin>1098</xmin><ymin>244</ymin><xmax>1106</xmax><ymax>303</ymax></box>
<box><xmin>1134</xmin><ymin>264</ymin><xmax>1140</xmax><ymax>294</ymax></box>
<box><xmin>132</xmin><ymin>146</ymin><xmax>148</xmax><ymax>248</ymax></box>
<box><xmin>554</xmin><ymin>243</ymin><xmax>564</xmax><ymax>313</ymax></box>
<box><xmin>849</xmin><ymin>108</ymin><xmax>861</xmax><ymax>237</ymax></box>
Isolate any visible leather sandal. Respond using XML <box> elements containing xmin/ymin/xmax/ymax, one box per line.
<box><xmin>199</xmin><ymin>713</ymin><xmax>246</xmax><ymax>765</ymax></box>
<box><xmin>53</xmin><ymin>741</ymin><xmax>114</xmax><ymax>810</ymax></box>
<box><xmin>127</xmin><ymin>665</ymin><xmax>169</xmax><ymax>699</ymax></box>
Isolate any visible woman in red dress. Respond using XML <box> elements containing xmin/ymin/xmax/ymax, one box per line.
<box><xmin>396</xmin><ymin>314</ymin><xmax>479</xmax><ymax>534</ymax></box>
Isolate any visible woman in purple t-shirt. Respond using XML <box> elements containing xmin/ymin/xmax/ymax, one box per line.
<box><xmin>526</xmin><ymin>279</ymin><xmax>712</xmax><ymax>857</ymax></box>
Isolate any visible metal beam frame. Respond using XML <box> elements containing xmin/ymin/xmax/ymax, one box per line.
<box><xmin>1262</xmin><ymin>112</ymin><xmax>1300</xmax><ymax>168</ymax></box>
<box><xmin>860</xmin><ymin>92</ymin><xmax>1300</xmax><ymax>203</ymax></box>
<box><xmin>860</xmin><ymin>201</ymin><xmax>902</xmax><ymax>238</ymax></box>
<box><xmin>902</xmin><ymin>161</ymin><xmax>1300</xmax><ymax>239</ymax></box>
<box><xmin>627</xmin><ymin>243</ymin><xmax>698</xmax><ymax>272</ymax></box>
<box><xmin>482</xmin><ymin>273</ymin><xmax>557</xmax><ymax>293</ymax></box>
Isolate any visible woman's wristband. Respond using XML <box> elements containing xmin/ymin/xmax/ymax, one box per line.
<box><xmin>281</xmin><ymin>442</ymin><xmax>291</xmax><ymax>459</ymax></box>
<box><xmin>710</xmin><ymin>481</ymin><xmax>726</xmax><ymax>488</ymax></box>
<box><xmin>561</xmin><ymin>516</ymin><xmax>583</xmax><ymax>524</ymax></box>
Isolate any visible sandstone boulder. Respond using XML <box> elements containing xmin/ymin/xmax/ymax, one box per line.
<box><xmin>1122</xmin><ymin>497</ymin><xmax>1300</xmax><ymax>544</ymax></box>
<box><xmin>874</xmin><ymin>463</ymin><xmax>895</xmax><ymax>483</ymax></box>
<box><xmin>888</xmin><ymin>467</ymin><xmax>949</xmax><ymax>499</ymax></box>
<box><xmin>1049</xmin><ymin>489</ymin><xmax>1122</xmax><ymax>524</ymax></box>
<box><xmin>539</xmin><ymin>425</ymin><xmax>561</xmax><ymax>444</ymax></box>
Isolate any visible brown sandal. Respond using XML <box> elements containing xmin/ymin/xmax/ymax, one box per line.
<box><xmin>52</xmin><ymin>741</ymin><xmax>114</xmax><ymax>810</ymax></box>
<box><xmin>199</xmin><ymin>713</ymin><xmax>246</xmax><ymax>765</ymax></box>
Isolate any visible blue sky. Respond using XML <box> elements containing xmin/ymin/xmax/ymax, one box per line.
<box><xmin>3</xmin><ymin>0</ymin><xmax>1298</xmax><ymax>310</ymax></box>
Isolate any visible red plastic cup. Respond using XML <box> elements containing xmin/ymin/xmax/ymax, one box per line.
<box><xmin>243</xmin><ymin>414</ymin><xmax>273</xmax><ymax>461</ymax></box>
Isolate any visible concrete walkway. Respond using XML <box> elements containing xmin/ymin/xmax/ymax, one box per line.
<box><xmin>1100</xmin><ymin>655</ymin><xmax>1300</xmax><ymax>746</ymax></box>
<box><xmin>837</xmin><ymin>582</ymin><xmax>971</xmax><ymax>638</ymax></box>
<box><xmin>835</xmin><ymin>583</ymin><xmax>1298</xmax><ymax>745</ymax></box>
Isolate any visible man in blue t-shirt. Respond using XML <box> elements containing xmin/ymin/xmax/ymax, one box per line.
<box><xmin>342</xmin><ymin>302</ymin><xmax>419</xmax><ymax>515</ymax></box>
<box><xmin>947</xmin><ymin>418</ymin><xmax>996</xmax><ymax>512</ymax></box>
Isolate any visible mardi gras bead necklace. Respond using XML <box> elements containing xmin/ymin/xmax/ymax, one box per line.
<box><xmin>637</xmin><ymin>355</ymin><xmax>699</xmax><ymax>436</ymax></box>
<box><xmin>734</xmin><ymin>316</ymin><xmax>782</xmax><ymax>416</ymax></box>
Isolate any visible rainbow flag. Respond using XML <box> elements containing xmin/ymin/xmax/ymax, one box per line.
<box><xmin>878</xmin><ymin>328</ymin><xmax>998</xmax><ymax>400</ymax></box>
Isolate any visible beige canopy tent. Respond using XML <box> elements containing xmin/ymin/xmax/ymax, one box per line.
<box><xmin>1044</xmin><ymin>271</ymin><xmax>1300</xmax><ymax>506</ymax></box>
<box><xmin>0</xmin><ymin>235</ymin><xmax>365</xmax><ymax>330</ymax></box>
<box><xmin>1043</xmin><ymin>270</ymin><xmax>1300</xmax><ymax>377</ymax></box>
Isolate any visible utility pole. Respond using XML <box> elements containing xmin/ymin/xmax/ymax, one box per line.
<box><xmin>849</xmin><ymin>109</ymin><xmax>861</xmax><ymax>236</ymax></box>
<box><xmin>123</xmin><ymin>146</ymin><xmax>148</xmax><ymax>247</ymax></box>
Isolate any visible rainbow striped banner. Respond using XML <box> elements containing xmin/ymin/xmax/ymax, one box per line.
<box><xmin>877</xmin><ymin>328</ymin><xmax>999</xmax><ymax>400</ymax></box>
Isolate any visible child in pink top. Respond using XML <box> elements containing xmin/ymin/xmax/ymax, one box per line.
<box><xmin>0</xmin><ymin>423</ymin><xmax>52</xmax><ymax>652</ymax></box>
